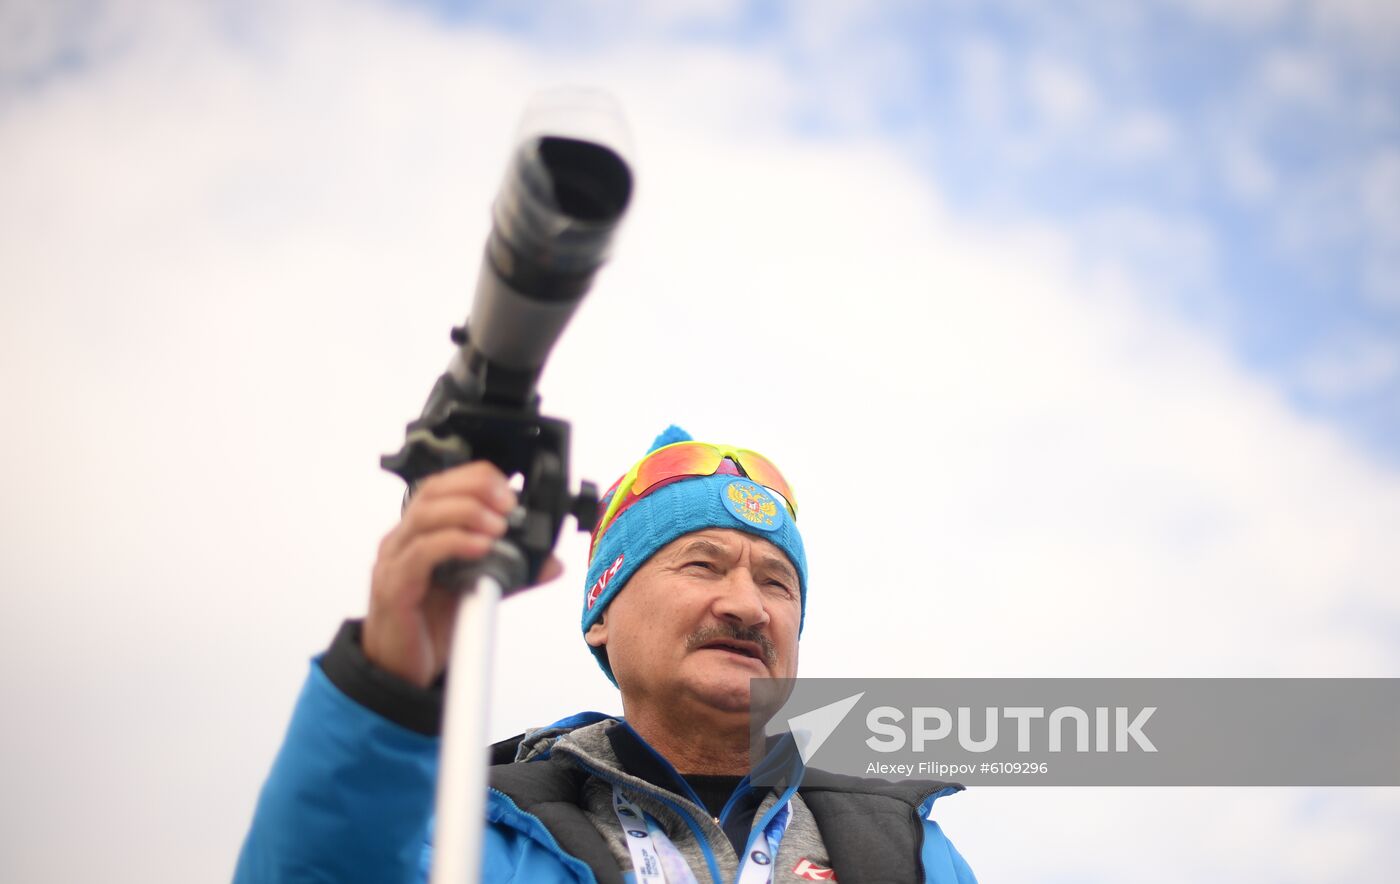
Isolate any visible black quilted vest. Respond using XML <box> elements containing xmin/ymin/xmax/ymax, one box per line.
<box><xmin>488</xmin><ymin>744</ymin><xmax>960</xmax><ymax>884</ymax></box>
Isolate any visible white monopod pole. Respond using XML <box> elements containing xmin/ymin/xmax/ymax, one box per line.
<box><xmin>428</xmin><ymin>573</ymin><xmax>503</xmax><ymax>884</ymax></box>
<box><xmin>422</xmin><ymin>88</ymin><xmax>633</xmax><ymax>884</ymax></box>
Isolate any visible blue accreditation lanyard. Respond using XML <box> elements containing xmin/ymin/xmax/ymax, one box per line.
<box><xmin>611</xmin><ymin>785</ymin><xmax>793</xmax><ymax>884</ymax></box>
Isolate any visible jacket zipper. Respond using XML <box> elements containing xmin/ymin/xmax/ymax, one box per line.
<box><xmin>715</xmin><ymin>774</ymin><xmax>752</xmax><ymax>827</ymax></box>
<box><xmin>911</xmin><ymin>783</ymin><xmax>965</xmax><ymax>884</ymax></box>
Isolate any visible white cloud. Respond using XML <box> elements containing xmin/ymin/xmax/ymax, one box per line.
<box><xmin>1308</xmin><ymin>0</ymin><xmax>1400</xmax><ymax>59</ymax></box>
<box><xmin>1025</xmin><ymin>55</ymin><xmax>1098</xmax><ymax>127</ymax></box>
<box><xmin>1361</xmin><ymin>150</ymin><xmax>1400</xmax><ymax>240</ymax></box>
<box><xmin>1104</xmin><ymin>108</ymin><xmax>1177</xmax><ymax>161</ymax></box>
<box><xmin>1074</xmin><ymin>205</ymin><xmax>1221</xmax><ymax>303</ymax></box>
<box><xmin>956</xmin><ymin>38</ymin><xmax>1011</xmax><ymax>130</ymax></box>
<box><xmin>588</xmin><ymin>0</ymin><xmax>749</xmax><ymax>29</ymax></box>
<box><xmin>1258</xmin><ymin>49</ymin><xmax>1337</xmax><ymax>106</ymax></box>
<box><xmin>1221</xmin><ymin>137</ymin><xmax>1279</xmax><ymax>202</ymax></box>
<box><xmin>1165</xmin><ymin>0</ymin><xmax>1292</xmax><ymax>29</ymax></box>
<box><xmin>1362</xmin><ymin>249</ymin><xmax>1400</xmax><ymax>308</ymax></box>
<box><xmin>1359</xmin><ymin>150</ymin><xmax>1400</xmax><ymax>307</ymax></box>
<box><xmin>2</xmin><ymin>2</ymin><xmax>1398</xmax><ymax>883</ymax></box>
<box><xmin>1358</xmin><ymin>89</ymin><xmax>1400</xmax><ymax>130</ymax></box>
<box><xmin>1299</xmin><ymin>331</ymin><xmax>1400</xmax><ymax>398</ymax></box>
<box><xmin>0</xmin><ymin>0</ymin><xmax>89</xmax><ymax>81</ymax></box>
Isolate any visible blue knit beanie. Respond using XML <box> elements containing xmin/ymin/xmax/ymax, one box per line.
<box><xmin>581</xmin><ymin>426</ymin><xmax>808</xmax><ymax>685</ymax></box>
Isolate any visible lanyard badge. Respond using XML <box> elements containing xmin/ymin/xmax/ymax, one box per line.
<box><xmin>612</xmin><ymin>787</ymin><xmax>698</xmax><ymax>884</ymax></box>
<box><xmin>611</xmin><ymin>785</ymin><xmax>793</xmax><ymax>884</ymax></box>
<box><xmin>736</xmin><ymin>799</ymin><xmax>792</xmax><ymax>884</ymax></box>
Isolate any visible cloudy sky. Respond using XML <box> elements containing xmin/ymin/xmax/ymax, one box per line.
<box><xmin>1</xmin><ymin>1</ymin><xmax>1397</xmax><ymax>882</ymax></box>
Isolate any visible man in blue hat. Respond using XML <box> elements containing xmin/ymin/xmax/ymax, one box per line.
<box><xmin>236</xmin><ymin>428</ymin><xmax>976</xmax><ymax>883</ymax></box>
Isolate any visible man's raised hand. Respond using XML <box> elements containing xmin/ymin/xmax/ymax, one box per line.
<box><xmin>364</xmin><ymin>461</ymin><xmax>563</xmax><ymax>688</ymax></box>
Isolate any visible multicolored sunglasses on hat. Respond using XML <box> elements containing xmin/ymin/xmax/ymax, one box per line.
<box><xmin>589</xmin><ymin>441</ymin><xmax>798</xmax><ymax>559</ymax></box>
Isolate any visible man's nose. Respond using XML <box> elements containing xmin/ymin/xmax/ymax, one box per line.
<box><xmin>711</xmin><ymin>570</ymin><xmax>770</xmax><ymax>628</ymax></box>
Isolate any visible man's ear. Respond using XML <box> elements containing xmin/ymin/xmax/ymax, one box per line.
<box><xmin>584</xmin><ymin>613</ymin><xmax>608</xmax><ymax>649</ymax></box>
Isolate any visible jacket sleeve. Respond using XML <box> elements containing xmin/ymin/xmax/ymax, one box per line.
<box><xmin>918</xmin><ymin>789</ymin><xmax>977</xmax><ymax>884</ymax></box>
<box><xmin>233</xmin><ymin>659</ymin><xmax>439</xmax><ymax>884</ymax></box>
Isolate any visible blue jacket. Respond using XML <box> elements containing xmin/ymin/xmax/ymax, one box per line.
<box><xmin>235</xmin><ymin>662</ymin><xmax>977</xmax><ymax>883</ymax></box>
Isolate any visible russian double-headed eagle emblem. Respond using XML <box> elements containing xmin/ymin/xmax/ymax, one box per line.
<box><xmin>724</xmin><ymin>481</ymin><xmax>780</xmax><ymax>529</ymax></box>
